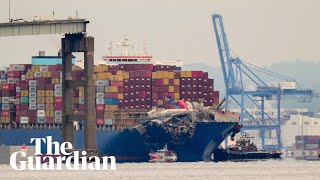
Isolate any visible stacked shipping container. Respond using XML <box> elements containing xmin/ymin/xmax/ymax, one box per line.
<box><xmin>295</xmin><ymin>135</ymin><xmax>320</xmax><ymax>150</ymax></box>
<box><xmin>0</xmin><ymin>63</ymin><xmax>219</xmax><ymax>127</ymax></box>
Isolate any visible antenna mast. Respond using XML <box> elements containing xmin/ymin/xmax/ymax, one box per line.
<box><xmin>9</xmin><ymin>0</ymin><xmax>11</xmax><ymax>22</ymax></box>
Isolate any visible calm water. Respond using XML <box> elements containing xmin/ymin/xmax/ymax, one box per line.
<box><xmin>0</xmin><ymin>159</ymin><xmax>319</xmax><ymax>180</ymax></box>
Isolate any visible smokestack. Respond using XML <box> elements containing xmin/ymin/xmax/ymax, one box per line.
<box><xmin>39</xmin><ymin>51</ymin><xmax>45</xmax><ymax>56</ymax></box>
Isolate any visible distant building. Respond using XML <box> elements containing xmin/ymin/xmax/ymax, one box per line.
<box><xmin>281</xmin><ymin>114</ymin><xmax>320</xmax><ymax>147</ymax></box>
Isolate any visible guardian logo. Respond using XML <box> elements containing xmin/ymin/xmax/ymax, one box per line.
<box><xmin>10</xmin><ymin>136</ymin><xmax>116</xmax><ymax>170</ymax></box>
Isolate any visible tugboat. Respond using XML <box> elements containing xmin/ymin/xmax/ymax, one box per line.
<box><xmin>213</xmin><ymin>133</ymin><xmax>281</xmax><ymax>162</ymax></box>
<box><xmin>149</xmin><ymin>144</ymin><xmax>178</xmax><ymax>162</ymax></box>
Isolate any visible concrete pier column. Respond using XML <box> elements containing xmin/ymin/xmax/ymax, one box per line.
<box><xmin>62</xmin><ymin>38</ymin><xmax>74</xmax><ymax>145</ymax></box>
<box><xmin>84</xmin><ymin>37</ymin><xmax>96</xmax><ymax>151</ymax></box>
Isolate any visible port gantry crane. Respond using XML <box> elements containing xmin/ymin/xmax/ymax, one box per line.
<box><xmin>211</xmin><ymin>14</ymin><xmax>314</xmax><ymax>150</ymax></box>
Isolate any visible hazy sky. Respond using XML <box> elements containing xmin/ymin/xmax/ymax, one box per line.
<box><xmin>0</xmin><ymin>0</ymin><xmax>319</xmax><ymax>67</ymax></box>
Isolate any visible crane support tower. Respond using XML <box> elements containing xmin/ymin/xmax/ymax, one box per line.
<box><xmin>211</xmin><ymin>14</ymin><xmax>313</xmax><ymax>150</ymax></box>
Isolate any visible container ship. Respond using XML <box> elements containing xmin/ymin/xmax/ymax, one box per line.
<box><xmin>0</xmin><ymin>36</ymin><xmax>241</xmax><ymax>162</ymax></box>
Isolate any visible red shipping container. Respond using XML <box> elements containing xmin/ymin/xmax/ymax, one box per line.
<box><xmin>15</xmin><ymin>116</ymin><xmax>20</xmax><ymax>123</ymax></box>
<box><xmin>16</xmin><ymin>104</ymin><xmax>21</xmax><ymax>110</ymax></box>
<box><xmin>46</xmin><ymin>117</ymin><xmax>55</xmax><ymax>124</ymax></box>
<box><xmin>96</xmin><ymin>118</ymin><xmax>104</xmax><ymax>125</ymax></box>
<box><xmin>55</xmin><ymin>97</ymin><xmax>62</xmax><ymax>104</ymax></box>
<box><xmin>156</xmin><ymin>79</ymin><xmax>163</xmax><ymax>86</ymax></box>
<box><xmin>139</xmin><ymin>91</ymin><xmax>146</xmax><ymax>98</ymax></box>
<box><xmin>35</xmin><ymin>77</ymin><xmax>51</xmax><ymax>84</ymax></box>
<box><xmin>28</xmin><ymin>110</ymin><xmax>37</xmax><ymax>117</ymax></box>
<box><xmin>169</xmin><ymin>79</ymin><xmax>174</xmax><ymax>86</ymax></box>
<box><xmin>96</xmin><ymin>104</ymin><xmax>104</xmax><ymax>111</ymax></box>
<box><xmin>174</xmin><ymin>86</ymin><xmax>180</xmax><ymax>92</ymax></box>
<box><xmin>51</xmin><ymin>72</ymin><xmax>60</xmax><ymax>78</ymax></box>
<box><xmin>46</xmin><ymin>84</ymin><xmax>54</xmax><ymax>90</ymax></box>
<box><xmin>1</xmin><ymin>84</ymin><xmax>15</xmax><ymax>91</ymax></box>
<box><xmin>54</xmin><ymin>103</ymin><xmax>62</xmax><ymax>110</ymax></box>
<box><xmin>1</xmin><ymin>110</ymin><xmax>10</xmax><ymax>117</ymax></box>
<box><xmin>38</xmin><ymin>84</ymin><xmax>46</xmax><ymax>90</ymax></box>
<box><xmin>20</xmin><ymin>110</ymin><xmax>28</xmax><ymax>116</ymax></box>
<box><xmin>20</xmin><ymin>83</ymin><xmax>28</xmax><ymax>90</ymax></box>
<box><xmin>7</xmin><ymin>71</ymin><xmax>21</xmax><ymax>78</ymax></box>
<box><xmin>20</xmin><ymin>103</ymin><xmax>28</xmax><ymax>110</ymax></box>
<box><xmin>96</xmin><ymin>111</ymin><xmax>104</xmax><ymax>118</ymax></box>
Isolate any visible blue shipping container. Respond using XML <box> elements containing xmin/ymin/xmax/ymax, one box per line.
<box><xmin>31</xmin><ymin>57</ymin><xmax>76</xmax><ymax>65</ymax></box>
<box><xmin>104</xmin><ymin>98</ymin><xmax>118</xmax><ymax>105</ymax></box>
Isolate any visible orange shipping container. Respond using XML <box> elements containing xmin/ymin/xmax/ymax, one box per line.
<box><xmin>174</xmin><ymin>93</ymin><xmax>180</xmax><ymax>100</ymax></box>
<box><xmin>45</xmin><ymin>90</ymin><xmax>54</xmax><ymax>97</ymax></box>
<box><xmin>46</xmin><ymin>111</ymin><xmax>54</xmax><ymax>117</ymax></box>
<box><xmin>104</xmin><ymin>112</ymin><xmax>114</xmax><ymax>118</ymax></box>
<box><xmin>38</xmin><ymin>90</ymin><xmax>46</xmax><ymax>97</ymax></box>
<box><xmin>1</xmin><ymin>117</ymin><xmax>10</xmax><ymax>123</ymax></box>
<box><xmin>163</xmin><ymin>78</ymin><xmax>169</xmax><ymax>85</ymax></box>
<box><xmin>152</xmin><ymin>72</ymin><xmax>158</xmax><ymax>79</ymax></box>
<box><xmin>37</xmin><ymin>97</ymin><xmax>46</xmax><ymax>104</ymax></box>
<box><xmin>21</xmin><ymin>90</ymin><xmax>29</xmax><ymax>96</ymax></box>
<box><xmin>51</xmin><ymin>79</ymin><xmax>60</xmax><ymax>84</ymax></box>
<box><xmin>168</xmin><ymin>72</ymin><xmax>175</xmax><ymax>79</ymax></box>
<box><xmin>46</xmin><ymin>104</ymin><xmax>54</xmax><ymax>110</ymax></box>
<box><xmin>79</xmin><ymin>91</ymin><xmax>84</xmax><ymax>97</ymax></box>
<box><xmin>42</xmin><ymin>72</ymin><xmax>51</xmax><ymax>77</ymax></box>
<box><xmin>169</xmin><ymin>86</ymin><xmax>175</xmax><ymax>93</ymax></box>
<box><xmin>26</xmin><ymin>72</ymin><xmax>34</xmax><ymax>79</ymax></box>
<box><xmin>45</xmin><ymin>97</ymin><xmax>54</xmax><ymax>104</ymax></box>
<box><xmin>118</xmin><ymin>93</ymin><xmax>124</xmax><ymax>100</ymax></box>
<box><xmin>174</xmin><ymin>79</ymin><xmax>180</xmax><ymax>85</ymax></box>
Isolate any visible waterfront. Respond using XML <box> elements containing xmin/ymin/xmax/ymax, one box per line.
<box><xmin>0</xmin><ymin>159</ymin><xmax>319</xmax><ymax>180</ymax></box>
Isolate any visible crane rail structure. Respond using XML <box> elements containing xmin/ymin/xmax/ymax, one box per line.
<box><xmin>211</xmin><ymin>14</ymin><xmax>314</xmax><ymax>150</ymax></box>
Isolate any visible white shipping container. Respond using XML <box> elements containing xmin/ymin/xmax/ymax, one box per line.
<box><xmin>29</xmin><ymin>80</ymin><xmax>37</xmax><ymax>86</ymax></box>
<box><xmin>37</xmin><ymin>117</ymin><xmax>46</xmax><ymax>123</ymax></box>
<box><xmin>7</xmin><ymin>78</ymin><xmax>15</xmax><ymax>84</ymax></box>
<box><xmin>79</xmin><ymin>98</ymin><xmax>84</xmax><ymax>104</ymax></box>
<box><xmin>1</xmin><ymin>104</ymin><xmax>10</xmax><ymax>110</ymax></box>
<box><xmin>0</xmin><ymin>80</ymin><xmax>6</xmax><ymax>84</ymax></box>
<box><xmin>29</xmin><ymin>87</ymin><xmax>37</xmax><ymax>92</ymax></box>
<box><xmin>21</xmin><ymin>75</ymin><xmax>26</xmax><ymax>81</ymax></box>
<box><xmin>278</xmin><ymin>82</ymin><xmax>297</xmax><ymax>90</ymax></box>
<box><xmin>29</xmin><ymin>104</ymin><xmax>37</xmax><ymax>110</ymax></box>
<box><xmin>96</xmin><ymin>92</ymin><xmax>104</xmax><ymax>99</ymax></box>
<box><xmin>104</xmin><ymin>118</ymin><xmax>113</xmax><ymax>125</ymax></box>
<box><xmin>34</xmin><ymin>72</ymin><xmax>42</xmax><ymax>78</ymax></box>
<box><xmin>20</xmin><ymin>117</ymin><xmax>29</xmax><ymax>124</ymax></box>
<box><xmin>54</xmin><ymin>84</ymin><xmax>62</xmax><ymax>90</ymax></box>
<box><xmin>16</xmin><ymin>87</ymin><xmax>21</xmax><ymax>92</ymax></box>
<box><xmin>29</xmin><ymin>92</ymin><xmax>37</xmax><ymax>98</ymax></box>
<box><xmin>96</xmin><ymin>86</ymin><xmax>104</xmax><ymax>92</ymax></box>
<box><xmin>54</xmin><ymin>117</ymin><xmax>62</xmax><ymax>124</ymax></box>
<box><xmin>306</xmin><ymin>144</ymin><xmax>319</xmax><ymax>150</ymax></box>
<box><xmin>96</xmin><ymin>98</ymin><xmax>104</xmax><ymax>105</ymax></box>
<box><xmin>2</xmin><ymin>97</ymin><xmax>9</xmax><ymax>103</ymax></box>
<box><xmin>96</xmin><ymin>80</ymin><xmax>105</xmax><ymax>86</ymax></box>
<box><xmin>40</xmin><ymin>66</ymin><xmax>48</xmax><ymax>72</ymax></box>
<box><xmin>54</xmin><ymin>110</ymin><xmax>62</xmax><ymax>117</ymax></box>
<box><xmin>54</xmin><ymin>91</ymin><xmax>62</xmax><ymax>97</ymax></box>
<box><xmin>29</xmin><ymin>98</ymin><xmax>37</xmax><ymax>104</ymax></box>
<box><xmin>37</xmin><ymin>110</ymin><xmax>45</xmax><ymax>117</ymax></box>
<box><xmin>37</xmin><ymin>104</ymin><xmax>45</xmax><ymax>110</ymax></box>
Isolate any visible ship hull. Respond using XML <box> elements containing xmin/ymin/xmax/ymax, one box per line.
<box><xmin>0</xmin><ymin>122</ymin><xmax>238</xmax><ymax>162</ymax></box>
